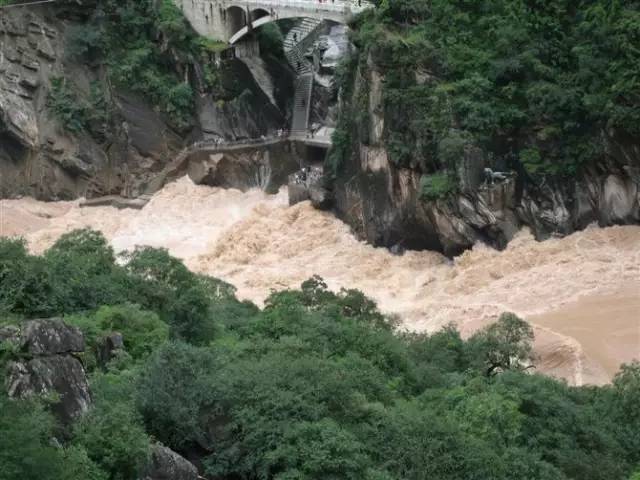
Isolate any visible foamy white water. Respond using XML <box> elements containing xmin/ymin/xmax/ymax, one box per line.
<box><xmin>2</xmin><ymin>176</ymin><xmax>639</xmax><ymax>385</ymax></box>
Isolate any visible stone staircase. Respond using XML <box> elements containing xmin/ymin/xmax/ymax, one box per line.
<box><xmin>284</xmin><ymin>18</ymin><xmax>322</xmax><ymax>136</ymax></box>
<box><xmin>291</xmin><ymin>73</ymin><xmax>313</xmax><ymax>133</ymax></box>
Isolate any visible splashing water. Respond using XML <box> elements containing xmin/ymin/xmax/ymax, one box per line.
<box><xmin>1</xmin><ymin>176</ymin><xmax>639</xmax><ymax>385</ymax></box>
<box><xmin>252</xmin><ymin>162</ymin><xmax>272</xmax><ymax>191</ymax></box>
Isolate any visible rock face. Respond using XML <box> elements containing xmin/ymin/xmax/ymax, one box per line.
<box><xmin>19</xmin><ymin>318</ymin><xmax>85</xmax><ymax>354</ymax></box>
<box><xmin>288</xmin><ymin>166</ymin><xmax>330</xmax><ymax>208</ymax></box>
<box><xmin>186</xmin><ymin>142</ymin><xmax>299</xmax><ymax>193</ymax></box>
<box><xmin>4</xmin><ymin>318</ymin><xmax>91</xmax><ymax>425</ymax></box>
<box><xmin>143</xmin><ymin>444</ymin><xmax>198</xmax><ymax>480</ymax></box>
<box><xmin>96</xmin><ymin>332</ymin><xmax>124</xmax><ymax>368</ymax></box>
<box><xmin>0</xmin><ymin>3</ymin><xmax>289</xmax><ymax>201</ymax></box>
<box><xmin>331</xmin><ymin>62</ymin><xmax>640</xmax><ymax>256</ymax></box>
<box><xmin>0</xmin><ymin>4</ymin><xmax>179</xmax><ymax>200</ymax></box>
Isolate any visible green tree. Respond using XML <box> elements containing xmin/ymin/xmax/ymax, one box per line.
<box><xmin>136</xmin><ymin>341</ymin><xmax>219</xmax><ymax>450</ymax></box>
<box><xmin>124</xmin><ymin>247</ymin><xmax>215</xmax><ymax>344</ymax></box>
<box><xmin>44</xmin><ymin>229</ymin><xmax>125</xmax><ymax>313</ymax></box>
<box><xmin>73</xmin><ymin>372</ymin><xmax>151</xmax><ymax>480</ymax></box>
<box><xmin>468</xmin><ymin>312</ymin><xmax>535</xmax><ymax>376</ymax></box>
<box><xmin>0</xmin><ymin>393</ymin><xmax>106</xmax><ymax>480</ymax></box>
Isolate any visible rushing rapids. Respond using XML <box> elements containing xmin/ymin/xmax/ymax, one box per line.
<box><xmin>1</xmin><ymin>176</ymin><xmax>639</xmax><ymax>386</ymax></box>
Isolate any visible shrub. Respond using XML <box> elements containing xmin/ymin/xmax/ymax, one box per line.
<box><xmin>73</xmin><ymin>373</ymin><xmax>151</xmax><ymax>480</ymax></box>
<box><xmin>419</xmin><ymin>172</ymin><xmax>457</xmax><ymax>200</ymax></box>
<box><xmin>47</xmin><ymin>77</ymin><xmax>88</xmax><ymax>134</ymax></box>
<box><xmin>0</xmin><ymin>392</ymin><xmax>106</xmax><ymax>480</ymax></box>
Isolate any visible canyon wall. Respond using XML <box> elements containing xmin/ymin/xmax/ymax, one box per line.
<box><xmin>329</xmin><ymin>55</ymin><xmax>640</xmax><ymax>256</ymax></box>
<box><xmin>0</xmin><ymin>1</ymin><xmax>290</xmax><ymax>200</ymax></box>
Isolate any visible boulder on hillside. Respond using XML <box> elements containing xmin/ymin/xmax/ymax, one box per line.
<box><xmin>143</xmin><ymin>444</ymin><xmax>199</xmax><ymax>480</ymax></box>
<box><xmin>20</xmin><ymin>318</ymin><xmax>85</xmax><ymax>355</ymax></box>
<box><xmin>6</xmin><ymin>355</ymin><xmax>91</xmax><ymax>425</ymax></box>
<box><xmin>97</xmin><ymin>332</ymin><xmax>125</xmax><ymax>368</ymax></box>
<box><xmin>0</xmin><ymin>325</ymin><xmax>20</xmax><ymax>344</ymax></box>
<box><xmin>4</xmin><ymin>318</ymin><xmax>91</xmax><ymax>425</ymax></box>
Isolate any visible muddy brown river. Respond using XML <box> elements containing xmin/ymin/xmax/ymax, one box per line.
<box><xmin>2</xmin><ymin>177</ymin><xmax>639</xmax><ymax>385</ymax></box>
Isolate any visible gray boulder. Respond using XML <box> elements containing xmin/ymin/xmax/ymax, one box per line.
<box><xmin>4</xmin><ymin>318</ymin><xmax>90</xmax><ymax>424</ymax></box>
<box><xmin>97</xmin><ymin>332</ymin><xmax>125</xmax><ymax>368</ymax></box>
<box><xmin>143</xmin><ymin>444</ymin><xmax>199</xmax><ymax>480</ymax></box>
<box><xmin>309</xmin><ymin>184</ymin><xmax>332</xmax><ymax>210</ymax></box>
<box><xmin>0</xmin><ymin>325</ymin><xmax>20</xmax><ymax>344</ymax></box>
<box><xmin>7</xmin><ymin>355</ymin><xmax>91</xmax><ymax>425</ymax></box>
<box><xmin>20</xmin><ymin>318</ymin><xmax>85</xmax><ymax>355</ymax></box>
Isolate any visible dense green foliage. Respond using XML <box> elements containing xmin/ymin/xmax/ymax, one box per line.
<box><xmin>331</xmin><ymin>0</ymin><xmax>640</xmax><ymax>184</ymax></box>
<box><xmin>63</xmin><ymin>0</ymin><xmax>215</xmax><ymax>129</ymax></box>
<box><xmin>47</xmin><ymin>78</ymin><xmax>111</xmax><ymax>137</ymax></box>
<box><xmin>420</xmin><ymin>172</ymin><xmax>457</xmax><ymax>200</ymax></box>
<box><xmin>1</xmin><ymin>231</ymin><xmax>639</xmax><ymax>479</ymax></box>
<box><xmin>0</xmin><ymin>393</ymin><xmax>106</xmax><ymax>480</ymax></box>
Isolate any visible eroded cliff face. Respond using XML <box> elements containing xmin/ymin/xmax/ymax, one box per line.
<box><xmin>0</xmin><ymin>3</ymin><xmax>175</xmax><ymax>199</ymax></box>
<box><xmin>0</xmin><ymin>2</ymin><xmax>289</xmax><ymax>200</ymax></box>
<box><xmin>331</xmin><ymin>58</ymin><xmax>640</xmax><ymax>256</ymax></box>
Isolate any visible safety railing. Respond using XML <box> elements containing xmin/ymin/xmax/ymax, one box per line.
<box><xmin>220</xmin><ymin>0</ymin><xmax>372</xmax><ymax>15</ymax></box>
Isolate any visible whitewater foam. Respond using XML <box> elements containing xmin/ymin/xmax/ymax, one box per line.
<box><xmin>2</xmin><ymin>176</ymin><xmax>639</xmax><ymax>385</ymax></box>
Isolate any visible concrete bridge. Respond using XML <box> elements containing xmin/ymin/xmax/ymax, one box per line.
<box><xmin>173</xmin><ymin>0</ymin><xmax>369</xmax><ymax>43</ymax></box>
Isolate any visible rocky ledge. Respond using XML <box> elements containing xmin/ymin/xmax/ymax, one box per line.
<box><xmin>2</xmin><ymin>318</ymin><xmax>91</xmax><ymax>425</ymax></box>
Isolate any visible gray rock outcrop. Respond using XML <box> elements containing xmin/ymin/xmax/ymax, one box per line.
<box><xmin>19</xmin><ymin>318</ymin><xmax>85</xmax><ymax>355</ymax></box>
<box><xmin>142</xmin><ymin>444</ymin><xmax>199</xmax><ymax>480</ymax></box>
<box><xmin>288</xmin><ymin>165</ymin><xmax>328</xmax><ymax>207</ymax></box>
<box><xmin>330</xmin><ymin>59</ymin><xmax>640</xmax><ymax>256</ymax></box>
<box><xmin>4</xmin><ymin>318</ymin><xmax>91</xmax><ymax>425</ymax></box>
<box><xmin>0</xmin><ymin>3</ymin><xmax>290</xmax><ymax>201</ymax></box>
<box><xmin>186</xmin><ymin>142</ymin><xmax>299</xmax><ymax>193</ymax></box>
<box><xmin>96</xmin><ymin>332</ymin><xmax>124</xmax><ymax>368</ymax></box>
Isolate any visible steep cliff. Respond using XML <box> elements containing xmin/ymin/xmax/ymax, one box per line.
<box><xmin>327</xmin><ymin>3</ymin><xmax>640</xmax><ymax>256</ymax></box>
<box><xmin>0</xmin><ymin>0</ymin><xmax>289</xmax><ymax>200</ymax></box>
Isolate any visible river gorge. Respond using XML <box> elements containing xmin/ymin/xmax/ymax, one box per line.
<box><xmin>2</xmin><ymin>175</ymin><xmax>638</xmax><ymax>386</ymax></box>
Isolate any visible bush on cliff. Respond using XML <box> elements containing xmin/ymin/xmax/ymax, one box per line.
<box><xmin>331</xmin><ymin>0</ymin><xmax>640</xmax><ymax>183</ymax></box>
<box><xmin>64</xmin><ymin>0</ymin><xmax>220</xmax><ymax>129</ymax></box>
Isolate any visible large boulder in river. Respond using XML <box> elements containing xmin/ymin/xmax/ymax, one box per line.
<box><xmin>142</xmin><ymin>444</ymin><xmax>198</xmax><ymax>480</ymax></box>
<box><xmin>4</xmin><ymin>318</ymin><xmax>91</xmax><ymax>425</ymax></box>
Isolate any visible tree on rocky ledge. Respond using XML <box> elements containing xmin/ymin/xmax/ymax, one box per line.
<box><xmin>469</xmin><ymin>312</ymin><xmax>536</xmax><ymax>377</ymax></box>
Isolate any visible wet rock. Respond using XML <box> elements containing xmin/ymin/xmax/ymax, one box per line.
<box><xmin>602</xmin><ymin>174</ymin><xmax>639</xmax><ymax>223</ymax></box>
<box><xmin>143</xmin><ymin>444</ymin><xmax>198</xmax><ymax>480</ymax></box>
<box><xmin>80</xmin><ymin>195</ymin><xmax>150</xmax><ymax>210</ymax></box>
<box><xmin>330</xmin><ymin>57</ymin><xmax>640</xmax><ymax>255</ymax></box>
<box><xmin>309</xmin><ymin>184</ymin><xmax>332</xmax><ymax>210</ymax></box>
<box><xmin>186</xmin><ymin>143</ymin><xmax>298</xmax><ymax>193</ymax></box>
<box><xmin>288</xmin><ymin>165</ymin><xmax>325</xmax><ymax>206</ymax></box>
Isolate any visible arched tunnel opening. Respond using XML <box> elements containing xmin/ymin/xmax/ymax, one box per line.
<box><xmin>250</xmin><ymin>7</ymin><xmax>270</xmax><ymax>23</ymax></box>
<box><xmin>226</xmin><ymin>6</ymin><xmax>247</xmax><ymax>39</ymax></box>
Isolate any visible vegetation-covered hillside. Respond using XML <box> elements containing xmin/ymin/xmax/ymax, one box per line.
<box><xmin>60</xmin><ymin>0</ymin><xmax>223</xmax><ymax>131</ymax></box>
<box><xmin>1</xmin><ymin>230</ymin><xmax>639</xmax><ymax>479</ymax></box>
<box><xmin>330</xmin><ymin>0</ymin><xmax>640</xmax><ymax>186</ymax></box>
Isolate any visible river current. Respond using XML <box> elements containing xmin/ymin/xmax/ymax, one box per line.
<box><xmin>2</xmin><ymin>176</ymin><xmax>638</xmax><ymax>385</ymax></box>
